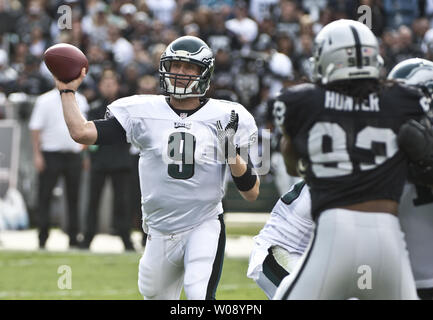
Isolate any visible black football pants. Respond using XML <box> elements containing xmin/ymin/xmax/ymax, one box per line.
<box><xmin>84</xmin><ymin>168</ymin><xmax>132</xmax><ymax>246</ymax></box>
<box><xmin>37</xmin><ymin>152</ymin><xmax>82</xmax><ymax>246</ymax></box>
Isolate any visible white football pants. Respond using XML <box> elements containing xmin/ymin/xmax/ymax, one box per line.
<box><xmin>274</xmin><ymin>209</ymin><xmax>418</xmax><ymax>300</ymax></box>
<box><xmin>138</xmin><ymin>215</ymin><xmax>225</xmax><ymax>300</ymax></box>
<box><xmin>247</xmin><ymin>239</ymin><xmax>302</xmax><ymax>299</ymax></box>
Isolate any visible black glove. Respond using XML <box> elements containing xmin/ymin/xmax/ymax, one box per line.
<box><xmin>216</xmin><ymin>110</ymin><xmax>239</xmax><ymax>163</ymax></box>
<box><xmin>398</xmin><ymin>117</ymin><xmax>433</xmax><ymax>164</ymax></box>
<box><xmin>398</xmin><ymin>117</ymin><xmax>433</xmax><ymax>186</ymax></box>
<box><xmin>407</xmin><ymin>162</ymin><xmax>433</xmax><ymax>186</ymax></box>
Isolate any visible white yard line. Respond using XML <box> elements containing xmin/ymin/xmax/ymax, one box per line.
<box><xmin>224</xmin><ymin>213</ymin><xmax>269</xmax><ymax>224</ymax></box>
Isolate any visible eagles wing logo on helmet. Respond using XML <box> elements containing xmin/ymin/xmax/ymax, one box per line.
<box><xmin>388</xmin><ymin>58</ymin><xmax>433</xmax><ymax>96</ymax></box>
<box><xmin>310</xmin><ymin>19</ymin><xmax>383</xmax><ymax>84</ymax></box>
<box><xmin>159</xmin><ymin>36</ymin><xmax>215</xmax><ymax>99</ymax></box>
<box><xmin>388</xmin><ymin>58</ymin><xmax>433</xmax><ymax>113</ymax></box>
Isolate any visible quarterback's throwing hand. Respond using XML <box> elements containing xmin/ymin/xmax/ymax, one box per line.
<box><xmin>216</xmin><ymin>110</ymin><xmax>239</xmax><ymax>163</ymax></box>
<box><xmin>55</xmin><ymin>67</ymin><xmax>87</xmax><ymax>92</ymax></box>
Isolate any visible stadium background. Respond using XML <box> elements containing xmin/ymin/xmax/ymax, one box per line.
<box><xmin>0</xmin><ymin>0</ymin><xmax>431</xmax><ymax>299</ymax></box>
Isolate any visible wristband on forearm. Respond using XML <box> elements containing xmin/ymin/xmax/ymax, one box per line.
<box><xmin>59</xmin><ymin>89</ymin><xmax>75</xmax><ymax>95</ymax></box>
<box><xmin>232</xmin><ymin>164</ymin><xmax>257</xmax><ymax>191</ymax></box>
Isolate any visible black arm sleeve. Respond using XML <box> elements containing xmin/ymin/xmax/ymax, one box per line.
<box><xmin>93</xmin><ymin>117</ymin><xmax>127</xmax><ymax>145</ymax></box>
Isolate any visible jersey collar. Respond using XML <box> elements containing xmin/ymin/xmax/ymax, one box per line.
<box><xmin>165</xmin><ymin>97</ymin><xmax>209</xmax><ymax>119</ymax></box>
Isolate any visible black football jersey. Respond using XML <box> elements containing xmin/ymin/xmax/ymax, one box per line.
<box><xmin>273</xmin><ymin>82</ymin><xmax>428</xmax><ymax>220</ymax></box>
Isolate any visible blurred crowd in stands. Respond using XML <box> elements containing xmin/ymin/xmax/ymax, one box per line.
<box><xmin>1</xmin><ymin>0</ymin><xmax>433</xmax><ymax>124</ymax></box>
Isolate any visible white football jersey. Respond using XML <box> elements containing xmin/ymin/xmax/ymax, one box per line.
<box><xmin>399</xmin><ymin>183</ymin><xmax>433</xmax><ymax>289</ymax></box>
<box><xmin>256</xmin><ymin>181</ymin><xmax>314</xmax><ymax>255</ymax></box>
<box><xmin>108</xmin><ymin>95</ymin><xmax>258</xmax><ymax>234</ymax></box>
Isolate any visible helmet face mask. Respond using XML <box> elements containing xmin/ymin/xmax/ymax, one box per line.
<box><xmin>310</xmin><ymin>19</ymin><xmax>383</xmax><ymax>84</ymax></box>
<box><xmin>160</xmin><ymin>36</ymin><xmax>214</xmax><ymax>99</ymax></box>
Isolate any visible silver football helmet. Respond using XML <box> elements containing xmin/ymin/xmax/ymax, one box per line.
<box><xmin>387</xmin><ymin>58</ymin><xmax>433</xmax><ymax>98</ymax></box>
<box><xmin>310</xmin><ymin>19</ymin><xmax>383</xmax><ymax>84</ymax></box>
<box><xmin>159</xmin><ymin>36</ymin><xmax>214</xmax><ymax>99</ymax></box>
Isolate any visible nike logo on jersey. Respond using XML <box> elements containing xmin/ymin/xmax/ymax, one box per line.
<box><xmin>174</xmin><ymin>122</ymin><xmax>192</xmax><ymax>129</ymax></box>
<box><xmin>324</xmin><ymin>91</ymin><xmax>380</xmax><ymax>112</ymax></box>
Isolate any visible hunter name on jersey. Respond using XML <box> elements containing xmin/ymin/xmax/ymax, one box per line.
<box><xmin>324</xmin><ymin>91</ymin><xmax>380</xmax><ymax>112</ymax></box>
<box><xmin>274</xmin><ymin>82</ymin><xmax>427</xmax><ymax>219</ymax></box>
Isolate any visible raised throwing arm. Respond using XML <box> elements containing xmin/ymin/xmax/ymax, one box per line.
<box><xmin>55</xmin><ymin>68</ymin><xmax>98</xmax><ymax>145</ymax></box>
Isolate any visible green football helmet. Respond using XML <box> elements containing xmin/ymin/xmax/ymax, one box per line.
<box><xmin>159</xmin><ymin>36</ymin><xmax>214</xmax><ymax>99</ymax></box>
<box><xmin>388</xmin><ymin>58</ymin><xmax>433</xmax><ymax>99</ymax></box>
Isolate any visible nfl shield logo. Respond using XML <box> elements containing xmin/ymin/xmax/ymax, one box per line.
<box><xmin>180</xmin><ymin>113</ymin><xmax>188</xmax><ymax>119</ymax></box>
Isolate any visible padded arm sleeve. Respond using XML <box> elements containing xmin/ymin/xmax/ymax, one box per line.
<box><xmin>93</xmin><ymin>117</ymin><xmax>127</xmax><ymax>145</ymax></box>
<box><xmin>398</xmin><ymin>117</ymin><xmax>433</xmax><ymax>186</ymax></box>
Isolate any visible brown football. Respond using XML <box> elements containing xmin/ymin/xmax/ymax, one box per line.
<box><xmin>43</xmin><ymin>43</ymin><xmax>88</xmax><ymax>83</ymax></box>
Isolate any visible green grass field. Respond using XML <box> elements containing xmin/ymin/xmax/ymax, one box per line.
<box><xmin>0</xmin><ymin>250</ymin><xmax>267</xmax><ymax>300</ymax></box>
<box><xmin>0</xmin><ymin>217</ymin><xmax>268</xmax><ymax>300</ymax></box>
